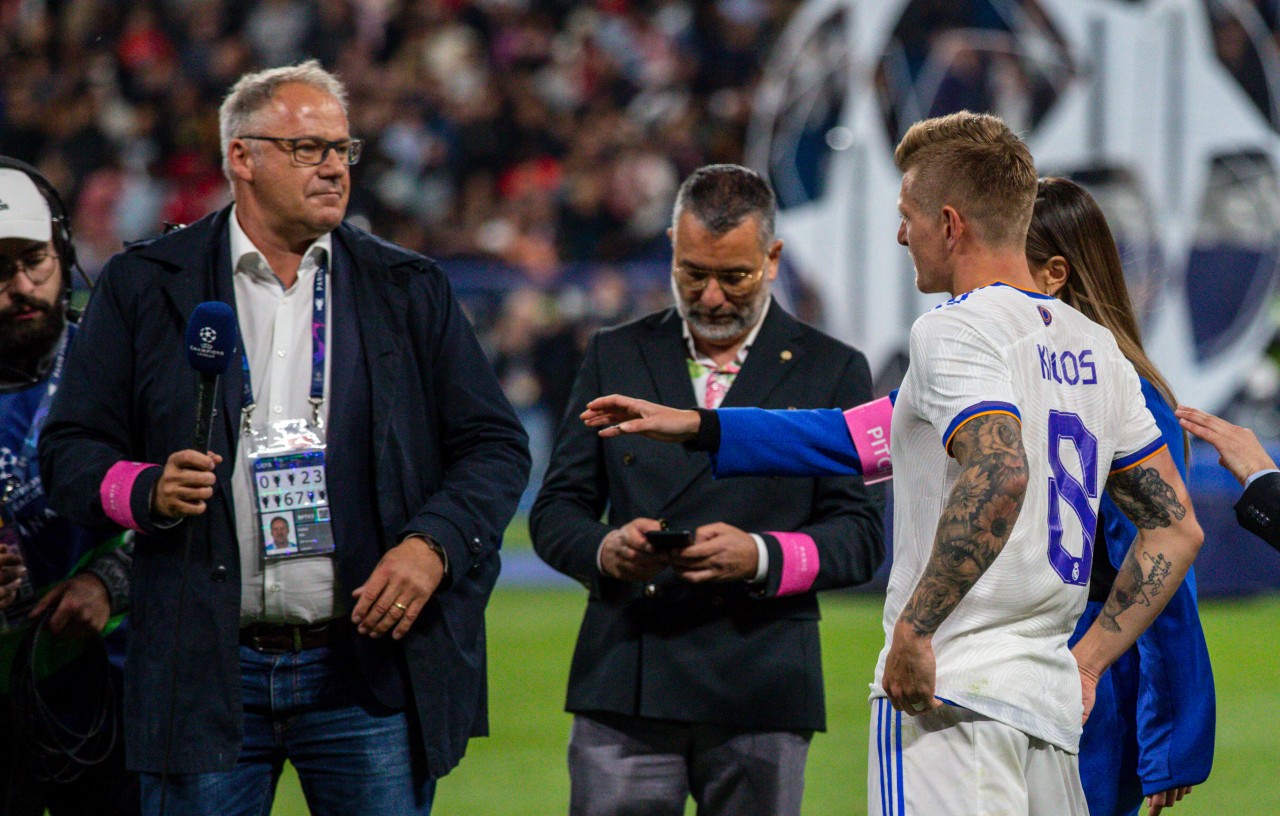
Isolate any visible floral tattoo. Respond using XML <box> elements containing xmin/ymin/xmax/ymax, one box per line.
<box><xmin>901</xmin><ymin>414</ymin><xmax>1029</xmax><ymax>637</ymax></box>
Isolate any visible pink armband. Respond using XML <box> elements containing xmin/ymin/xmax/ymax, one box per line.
<box><xmin>100</xmin><ymin>461</ymin><xmax>156</xmax><ymax>532</ymax></box>
<box><xmin>772</xmin><ymin>532</ymin><xmax>819</xmax><ymax>596</ymax></box>
<box><xmin>843</xmin><ymin>396</ymin><xmax>893</xmax><ymax>484</ymax></box>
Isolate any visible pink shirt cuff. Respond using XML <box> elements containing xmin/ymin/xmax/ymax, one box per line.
<box><xmin>771</xmin><ymin>532</ymin><xmax>819</xmax><ymax>596</ymax></box>
<box><xmin>100</xmin><ymin>461</ymin><xmax>157</xmax><ymax>532</ymax></box>
<box><xmin>843</xmin><ymin>396</ymin><xmax>893</xmax><ymax>484</ymax></box>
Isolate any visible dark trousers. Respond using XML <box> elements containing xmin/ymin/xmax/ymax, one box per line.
<box><xmin>568</xmin><ymin>712</ymin><xmax>812</xmax><ymax>816</ymax></box>
<box><xmin>1</xmin><ymin>742</ymin><xmax>136</xmax><ymax>816</ymax></box>
<box><xmin>0</xmin><ymin>656</ymin><xmax>138</xmax><ymax>816</ymax></box>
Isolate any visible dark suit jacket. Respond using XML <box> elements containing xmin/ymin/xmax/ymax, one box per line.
<box><xmin>1236</xmin><ymin>471</ymin><xmax>1280</xmax><ymax>551</ymax></box>
<box><xmin>39</xmin><ymin>206</ymin><xmax>530</xmax><ymax>776</ymax></box>
<box><xmin>530</xmin><ymin>305</ymin><xmax>884</xmax><ymax>731</ymax></box>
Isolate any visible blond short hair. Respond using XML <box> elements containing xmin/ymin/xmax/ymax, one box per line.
<box><xmin>894</xmin><ymin>111</ymin><xmax>1037</xmax><ymax>249</ymax></box>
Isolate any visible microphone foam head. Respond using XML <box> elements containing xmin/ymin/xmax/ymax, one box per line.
<box><xmin>186</xmin><ymin>301</ymin><xmax>239</xmax><ymax>375</ymax></box>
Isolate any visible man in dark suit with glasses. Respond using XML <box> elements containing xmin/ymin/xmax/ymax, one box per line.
<box><xmin>532</xmin><ymin>164</ymin><xmax>885</xmax><ymax>816</ymax></box>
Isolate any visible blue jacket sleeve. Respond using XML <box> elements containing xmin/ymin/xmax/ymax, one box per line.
<box><xmin>1106</xmin><ymin>380</ymin><xmax>1215</xmax><ymax>795</ymax></box>
<box><xmin>711</xmin><ymin>408</ymin><xmax>863</xmax><ymax>477</ymax></box>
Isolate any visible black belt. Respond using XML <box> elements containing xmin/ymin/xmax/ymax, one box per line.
<box><xmin>239</xmin><ymin>620</ymin><xmax>335</xmax><ymax>653</ymax></box>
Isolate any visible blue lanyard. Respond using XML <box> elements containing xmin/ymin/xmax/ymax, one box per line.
<box><xmin>240</xmin><ymin>259</ymin><xmax>328</xmax><ymax>432</ymax></box>
<box><xmin>2</xmin><ymin>330</ymin><xmax>68</xmax><ymax>516</ymax></box>
<box><xmin>19</xmin><ymin>330</ymin><xmax>69</xmax><ymax>466</ymax></box>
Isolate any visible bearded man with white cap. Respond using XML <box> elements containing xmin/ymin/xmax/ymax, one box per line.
<box><xmin>0</xmin><ymin>157</ymin><xmax>137</xmax><ymax>815</ymax></box>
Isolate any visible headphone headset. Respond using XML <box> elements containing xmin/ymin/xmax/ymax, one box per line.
<box><xmin>0</xmin><ymin>155</ymin><xmax>88</xmax><ymax>290</ymax></box>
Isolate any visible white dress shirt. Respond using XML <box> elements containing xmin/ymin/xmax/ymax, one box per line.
<box><xmin>229</xmin><ymin>208</ymin><xmax>340</xmax><ymax>623</ymax></box>
<box><xmin>681</xmin><ymin>297</ymin><xmax>771</xmax><ymax>583</ymax></box>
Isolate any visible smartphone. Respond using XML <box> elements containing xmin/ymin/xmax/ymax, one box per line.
<box><xmin>644</xmin><ymin>530</ymin><xmax>694</xmax><ymax>551</ymax></box>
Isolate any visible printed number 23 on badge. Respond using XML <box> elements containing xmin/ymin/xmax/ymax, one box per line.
<box><xmin>252</xmin><ymin>447</ymin><xmax>335</xmax><ymax>560</ymax></box>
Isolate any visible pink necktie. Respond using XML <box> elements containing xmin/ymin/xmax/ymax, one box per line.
<box><xmin>703</xmin><ymin>361</ymin><xmax>741</xmax><ymax>409</ymax></box>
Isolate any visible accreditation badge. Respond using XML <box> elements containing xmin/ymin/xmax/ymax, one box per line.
<box><xmin>247</xmin><ymin>419</ymin><xmax>336</xmax><ymax>562</ymax></box>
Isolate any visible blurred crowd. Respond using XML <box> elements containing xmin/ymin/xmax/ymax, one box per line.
<box><xmin>3</xmin><ymin>0</ymin><xmax>799</xmax><ymax>272</ymax></box>
<box><xmin>6</xmin><ymin>0</ymin><xmax>1280</xmax><ymax>484</ymax></box>
<box><xmin>2</xmin><ymin>0</ymin><xmax>799</xmax><ymax>486</ymax></box>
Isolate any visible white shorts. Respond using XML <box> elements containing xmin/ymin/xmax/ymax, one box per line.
<box><xmin>867</xmin><ymin>698</ymin><xmax>1088</xmax><ymax>816</ymax></box>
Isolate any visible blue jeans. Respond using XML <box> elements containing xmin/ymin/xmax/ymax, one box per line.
<box><xmin>140</xmin><ymin>645</ymin><xmax>435</xmax><ymax>816</ymax></box>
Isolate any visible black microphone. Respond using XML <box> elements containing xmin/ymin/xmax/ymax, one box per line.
<box><xmin>160</xmin><ymin>301</ymin><xmax>238</xmax><ymax>816</ymax></box>
<box><xmin>184</xmin><ymin>302</ymin><xmax>239</xmax><ymax>453</ymax></box>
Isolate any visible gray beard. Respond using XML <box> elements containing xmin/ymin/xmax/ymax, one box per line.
<box><xmin>671</xmin><ymin>277</ymin><xmax>769</xmax><ymax>343</ymax></box>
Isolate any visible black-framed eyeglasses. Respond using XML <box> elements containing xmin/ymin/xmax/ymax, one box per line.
<box><xmin>0</xmin><ymin>247</ymin><xmax>59</xmax><ymax>294</ymax></box>
<box><xmin>672</xmin><ymin>259</ymin><xmax>767</xmax><ymax>296</ymax></box>
<box><xmin>239</xmin><ymin>135</ymin><xmax>364</xmax><ymax>166</ymax></box>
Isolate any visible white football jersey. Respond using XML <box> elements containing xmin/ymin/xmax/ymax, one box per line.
<box><xmin>870</xmin><ymin>282</ymin><xmax>1164</xmax><ymax>752</ymax></box>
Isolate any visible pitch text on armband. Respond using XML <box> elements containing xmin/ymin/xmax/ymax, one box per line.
<box><xmin>1037</xmin><ymin>345</ymin><xmax>1097</xmax><ymax>386</ymax></box>
<box><xmin>862</xmin><ymin>425</ymin><xmax>890</xmax><ymax>472</ymax></box>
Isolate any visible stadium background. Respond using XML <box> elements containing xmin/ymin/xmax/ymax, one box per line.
<box><xmin>3</xmin><ymin>0</ymin><xmax>1277</xmax><ymax>812</ymax></box>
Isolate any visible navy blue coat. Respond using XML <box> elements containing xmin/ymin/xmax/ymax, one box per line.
<box><xmin>39</xmin><ymin>206</ymin><xmax>530</xmax><ymax>776</ymax></box>
<box><xmin>1236</xmin><ymin>472</ymin><xmax>1280</xmax><ymax>551</ymax></box>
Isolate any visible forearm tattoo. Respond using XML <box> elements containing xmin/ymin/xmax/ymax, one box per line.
<box><xmin>1098</xmin><ymin>549</ymin><xmax>1173</xmax><ymax>632</ymax></box>
<box><xmin>1107</xmin><ymin>463</ymin><xmax>1187</xmax><ymax>530</ymax></box>
<box><xmin>901</xmin><ymin>414</ymin><xmax>1028</xmax><ymax>637</ymax></box>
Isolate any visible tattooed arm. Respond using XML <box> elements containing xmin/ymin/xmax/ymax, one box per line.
<box><xmin>1072</xmin><ymin>448</ymin><xmax>1204</xmax><ymax>722</ymax></box>
<box><xmin>881</xmin><ymin>413</ymin><xmax>1030</xmax><ymax>716</ymax></box>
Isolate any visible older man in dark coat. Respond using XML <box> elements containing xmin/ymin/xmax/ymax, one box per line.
<box><xmin>39</xmin><ymin>61</ymin><xmax>529</xmax><ymax>816</ymax></box>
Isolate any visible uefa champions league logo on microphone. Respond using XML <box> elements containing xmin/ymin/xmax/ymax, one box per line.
<box><xmin>190</xmin><ymin>325</ymin><xmax>226</xmax><ymax>362</ymax></box>
<box><xmin>747</xmin><ymin>0</ymin><xmax>1280</xmax><ymax>411</ymax></box>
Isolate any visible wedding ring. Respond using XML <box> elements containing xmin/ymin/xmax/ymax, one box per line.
<box><xmin>393</xmin><ymin>602</ymin><xmax>408</xmax><ymax>612</ymax></box>
<box><xmin>910</xmin><ymin>701</ymin><xmax>927</xmax><ymax>712</ymax></box>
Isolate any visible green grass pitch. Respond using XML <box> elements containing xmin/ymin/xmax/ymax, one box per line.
<box><xmin>267</xmin><ymin>587</ymin><xmax>1280</xmax><ymax>815</ymax></box>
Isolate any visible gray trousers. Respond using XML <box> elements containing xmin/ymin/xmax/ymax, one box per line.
<box><xmin>567</xmin><ymin>712</ymin><xmax>812</xmax><ymax>816</ymax></box>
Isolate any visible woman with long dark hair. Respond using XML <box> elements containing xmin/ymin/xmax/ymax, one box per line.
<box><xmin>1026</xmin><ymin>177</ymin><xmax>1214</xmax><ymax>816</ymax></box>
